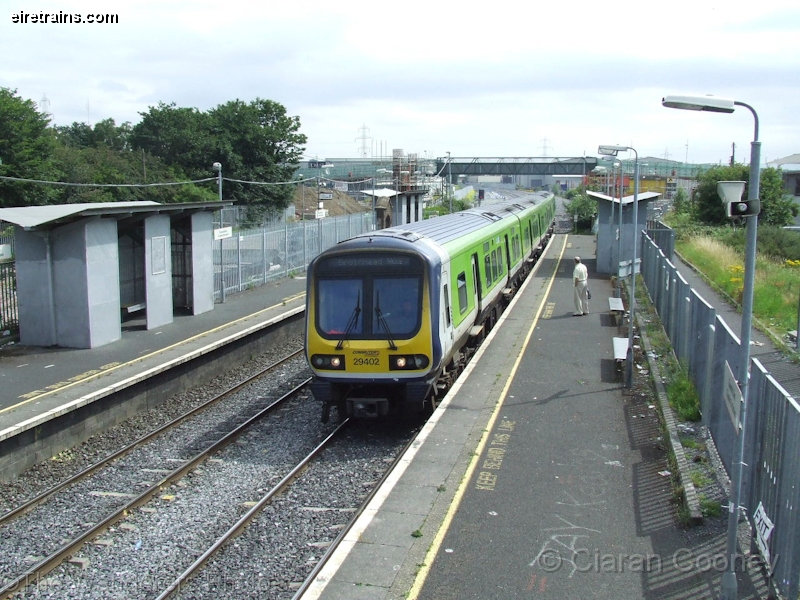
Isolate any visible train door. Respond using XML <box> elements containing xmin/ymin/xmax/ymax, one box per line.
<box><xmin>440</xmin><ymin>265</ymin><xmax>454</xmax><ymax>359</ymax></box>
<box><xmin>471</xmin><ymin>254</ymin><xmax>482</xmax><ymax>304</ymax></box>
<box><xmin>503</xmin><ymin>235</ymin><xmax>511</xmax><ymax>283</ymax></box>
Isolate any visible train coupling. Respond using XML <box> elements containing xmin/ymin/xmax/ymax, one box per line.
<box><xmin>347</xmin><ymin>398</ymin><xmax>389</xmax><ymax>418</ymax></box>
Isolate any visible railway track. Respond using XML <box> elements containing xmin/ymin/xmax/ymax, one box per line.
<box><xmin>0</xmin><ymin>348</ymin><xmax>317</xmax><ymax>599</ymax></box>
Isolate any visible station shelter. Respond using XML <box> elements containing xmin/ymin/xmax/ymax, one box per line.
<box><xmin>0</xmin><ymin>200</ymin><xmax>230</xmax><ymax>349</ymax></box>
<box><xmin>587</xmin><ymin>191</ymin><xmax>661</xmax><ymax>276</ymax></box>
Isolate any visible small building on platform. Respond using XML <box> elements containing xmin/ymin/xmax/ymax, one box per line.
<box><xmin>0</xmin><ymin>201</ymin><xmax>229</xmax><ymax>349</ymax></box>
<box><xmin>587</xmin><ymin>191</ymin><xmax>661</xmax><ymax>276</ymax></box>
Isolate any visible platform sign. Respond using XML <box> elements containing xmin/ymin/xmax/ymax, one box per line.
<box><xmin>315</xmin><ymin>209</ymin><xmax>328</xmax><ymax>219</ymax></box>
<box><xmin>319</xmin><ymin>193</ymin><xmax>333</xmax><ymax>200</ymax></box>
<box><xmin>214</xmin><ymin>227</ymin><xmax>232</xmax><ymax>241</ymax></box>
<box><xmin>753</xmin><ymin>502</ymin><xmax>774</xmax><ymax>572</ymax></box>
<box><xmin>723</xmin><ymin>360</ymin><xmax>742</xmax><ymax>431</ymax></box>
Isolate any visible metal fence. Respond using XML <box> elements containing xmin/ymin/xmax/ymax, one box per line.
<box><xmin>0</xmin><ymin>261</ymin><xmax>17</xmax><ymax>332</ymax></box>
<box><xmin>214</xmin><ymin>212</ymin><xmax>373</xmax><ymax>301</ymax></box>
<box><xmin>641</xmin><ymin>227</ymin><xmax>800</xmax><ymax>599</ymax></box>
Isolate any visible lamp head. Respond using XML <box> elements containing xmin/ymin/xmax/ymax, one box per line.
<box><xmin>717</xmin><ymin>181</ymin><xmax>746</xmax><ymax>204</ymax></box>
<box><xmin>598</xmin><ymin>145</ymin><xmax>628</xmax><ymax>156</ymax></box>
<box><xmin>212</xmin><ymin>162</ymin><xmax>222</xmax><ymax>172</ymax></box>
<box><xmin>662</xmin><ymin>95</ymin><xmax>735</xmax><ymax>114</ymax></box>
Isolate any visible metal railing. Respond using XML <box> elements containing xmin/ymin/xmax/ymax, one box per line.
<box><xmin>214</xmin><ymin>213</ymin><xmax>373</xmax><ymax>301</ymax></box>
<box><xmin>0</xmin><ymin>261</ymin><xmax>17</xmax><ymax>332</ymax></box>
<box><xmin>641</xmin><ymin>226</ymin><xmax>800</xmax><ymax>599</ymax></box>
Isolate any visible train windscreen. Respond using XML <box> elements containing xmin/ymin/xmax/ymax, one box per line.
<box><xmin>315</xmin><ymin>253</ymin><xmax>423</xmax><ymax>340</ymax></box>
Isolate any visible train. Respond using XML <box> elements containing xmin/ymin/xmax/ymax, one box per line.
<box><xmin>304</xmin><ymin>191</ymin><xmax>556</xmax><ymax>422</ymax></box>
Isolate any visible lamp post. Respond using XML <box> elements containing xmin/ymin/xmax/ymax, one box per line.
<box><xmin>446</xmin><ymin>151</ymin><xmax>452</xmax><ymax>213</ymax></box>
<box><xmin>599</xmin><ymin>145</ymin><xmax>639</xmax><ymax>388</ymax></box>
<box><xmin>212</xmin><ymin>162</ymin><xmax>224</xmax><ymax>302</ymax></box>
<box><xmin>662</xmin><ymin>94</ymin><xmax>760</xmax><ymax>600</ymax></box>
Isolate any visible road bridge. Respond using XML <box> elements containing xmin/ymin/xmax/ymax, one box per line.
<box><xmin>434</xmin><ymin>156</ymin><xmax>597</xmax><ymax>178</ymax></box>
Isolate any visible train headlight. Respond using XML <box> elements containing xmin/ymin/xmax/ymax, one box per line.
<box><xmin>311</xmin><ymin>354</ymin><xmax>346</xmax><ymax>370</ymax></box>
<box><xmin>390</xmin><ymin>355</ymin><xmax>429</xmax><ymax>371</ymax></box>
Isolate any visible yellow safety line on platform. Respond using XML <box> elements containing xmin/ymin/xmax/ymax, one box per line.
<box><xmin>0</xmin><ymin>294</ymin><xmax>306</xmax><ymax>416</ymax></box>
<box><xmin>405</xmin><ymin>234</ymin><xmax>569</xmax><ymax>599</ymax></box>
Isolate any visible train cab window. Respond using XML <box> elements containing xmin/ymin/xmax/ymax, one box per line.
<box><xmin>372</xmin><ymin>276</ymin><xmax>420</xmax><ymax>337</ymax></box>
<box><xmin>318</xmin><ymin>279</ymin><xmax>363</xmax><ymax>334</ymax></box>
<box><xmin>457</xmin><ymin>272</ymin><xmax>468</xmax><ymax>314</ymax></box>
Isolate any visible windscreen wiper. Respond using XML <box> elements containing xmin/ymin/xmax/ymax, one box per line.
<box><xmin>336</xmin><ymin>291</ymin><xmax>361</xmax><ymax>350</ymax></box>
<box><xmin>374</xmin><ymin>290</ymin><xmax>398</xmax><ymax>350</ymax></box>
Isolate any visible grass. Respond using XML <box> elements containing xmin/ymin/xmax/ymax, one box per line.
<box><xmin>678</xmin><ymin>234</ymin><xmax>800</xmax><ymax>336</ymax></box>
<box><xmin>690</xmin><ymin>470</ymin><xmax>712</xmax><ymax>488</ymax></box>
<box><xmin>699</xmin><ymin>495</ymin><xmax>723</xmax><ymax>517</ymax></box>
<box><xmin>665</xmin><ymin>365</ymin><xmax>701</xmax><ymax>422</ymax></box>
<box><xmin>680</xmin><ymin>437</ymin><xmax>706</xmax><ymax>451</ymax></box>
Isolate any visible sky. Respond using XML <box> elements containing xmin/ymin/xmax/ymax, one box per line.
<box><xmin>3</xmin><ymin>0</ymin><xmax>799</xmax><ymax>170</ymax></box>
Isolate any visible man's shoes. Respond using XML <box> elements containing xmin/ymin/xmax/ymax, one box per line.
<box><xmin>583</xmin><ymin>312</ymin><xmax>589</xmax><ymax>315</ymax></box>
<box><xmin>573</xmin><ymin>313</ymin><xmax>582</xmax><ymax>317</ymax></box>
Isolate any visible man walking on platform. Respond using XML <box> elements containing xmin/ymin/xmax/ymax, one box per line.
<box><xmin>573</xmin><ymin>256</ymin><xmax>589</xmax><ymax>316</ymax></box>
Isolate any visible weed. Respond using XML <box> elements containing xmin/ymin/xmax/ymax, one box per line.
<box><xmin>665</xmin><ymin>366</ymin><xmax>701</xmax><ymax>422</ymax></box>
<box><xmin>699</xmin><ymin>496</ymin><xmax>723</xmax><ymax>517</ymax></box>
<box><xmin>411</xmin><ymin>529</ymin><xmax>423</xmax><ymax>538</ymax></box>
<box><xmin>680</xmin><ymin>437</ymin><xmax>706</xmax><ymax>451</ymax></box>
<box><xmin>690</xmin><ymin>470</ymin><xmax>712</xmax><ymax>488</ymax></box>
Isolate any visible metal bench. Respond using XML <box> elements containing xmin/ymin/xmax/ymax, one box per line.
<box><xmin>608</xmin><ymin>297</ymin><xmax>625</xmax><ymax>326</ymax></box>
<box><xmin>121</xmin><ymin>302</ymin><xmax>146</xmax><ymax>314</ymax></box>
<box><xmin>612</xmin><ymin>337</ymin><xmax>629</xmax><ymax>366</ymax></box>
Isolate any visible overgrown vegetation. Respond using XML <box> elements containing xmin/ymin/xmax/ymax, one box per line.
<box><xmin>0</xmin><ymin>87</ymin><xmax>307</xmax><ymax>212</ymax></box>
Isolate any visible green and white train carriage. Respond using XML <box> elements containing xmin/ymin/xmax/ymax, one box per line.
<box><xmin>305</xmin><ymin>191</ymin><xmax>555</xmax><ymax>421</ymax></box>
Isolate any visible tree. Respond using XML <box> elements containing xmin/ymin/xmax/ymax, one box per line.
<box><xmin>565</xmin><ymin>192</ymin><xmax>596</xmax><ymax>229</ymax></box>
<box><xmin>0</xmin><ymin>87</ymin><xmax>58</xmax><ymax>207</ymax></box>
<box><xmin>55</xmin><ymin>118</ymin><xmax>132</xmax><ymax>152</ymax></box>
<box><xmin>131</xmin><ymin>98</ymin><xmax>307</xmax><ymax>213</ymax></box>
<box><xmin>693</xmin><ymin>163</ymin><xmax>795</xmax><ymax>226</ymax></box>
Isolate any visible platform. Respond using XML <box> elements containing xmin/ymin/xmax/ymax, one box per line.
<box><xmin>300</xmin><ymin>234</ymin><xmax>766</xmax><ymax>600</ymax></box>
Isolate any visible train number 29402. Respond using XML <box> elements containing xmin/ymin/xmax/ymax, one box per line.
<box><xmin>353</xmin><ymin>357</ymin><xmax>380</xmax><ymax>366</ymax></box>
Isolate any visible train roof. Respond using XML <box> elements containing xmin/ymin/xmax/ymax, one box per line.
<box><xmin>357</xmin><ymin>192</ymin><xmax>553</xmax><ymax>247</ymax></box>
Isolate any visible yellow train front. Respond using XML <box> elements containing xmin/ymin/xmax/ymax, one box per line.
<box><xmin>305</xmin><ymin>237</ymin><xmax>442</xmax><ymax>422</ymax></box>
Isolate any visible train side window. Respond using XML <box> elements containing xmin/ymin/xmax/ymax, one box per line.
<box><xmin>497</xmin><ymin>248</ymin><xmax>506</xmax><ymax>277</ymax></box>
<box><xmin>457</xmin><ymin>272</ymin><xmax>468</xmax><ymax>314</ymax></box>
<box><xmin>490</xmin><ymin>250</ymin><xmax>497</xmax><ymax>282</ymax></box>
<box><xmin>484</xmin><ymin>254</ymin><xmax>492</xmax><ymax>288</ymax></box>
<box><xmin>444</xmin><ymin>284</ymin><xmax>452</xmax><ymax>326</ymax></box>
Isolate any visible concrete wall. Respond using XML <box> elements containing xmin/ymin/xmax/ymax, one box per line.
<box><xmin>596</xmin><ymin>198</ymin><xmax>650</xmax><ymax>275</ymax></box>
<box><xmin>191</xmin><ymin>212</ymin><xmax>214</xmax><ymax>315</ymax></box>
<box><xmin>53</xmin><ymin>219</ymin><xmax>121</xmax><ymax>348</ymax></box>
<box><xmin>145</xmin><ymin>214</ymin><xmax>173</xmax><ymax>330</ymax></box>
<box><xmin>15</xmin><ymin>229</ymin><xmax>56</xmax><ymax>346</ymax></box>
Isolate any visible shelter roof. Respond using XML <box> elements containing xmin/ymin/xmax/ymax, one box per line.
<box><xmin>0</xmin><ymin>200</ymin><xmax>231</xmax><ymax>231</ymax></box>
<box><xmin>768</xmin><ymin>154</ymin><xmax>800</xmax><ymax>171</ymax></box>
<box><xmin>360</xmin><ymin>188</ymin><xmax>398</xmax><ymax>198</ymax></box>
<box><xmin>586</xmin><ymin>191</ymin><xmax>661</xmax><ymax>205</ymax></box>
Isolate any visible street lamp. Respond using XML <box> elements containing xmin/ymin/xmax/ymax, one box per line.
<box><xmin>663</xmin><ymin>94</ymin><xmax>760</xmax><ymax>600</ymax></box>
<box><xmin>598</xmin><ymin>145</ymin><xmax>639</xmax><ymax>388</ymax></box>
<box><xmin>212</xmin><ymin>162</ymin><xmax>224</xmax><ymax>302</ymax></box>
<box><xmin>446</xmin><ymin>151</ymin><xmax>452</xmax><ymax>213</ymax></box>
